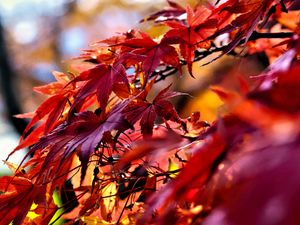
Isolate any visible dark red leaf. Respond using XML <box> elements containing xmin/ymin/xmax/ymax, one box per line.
<box><xmin>120</xmin><ymin>32</ymin><xmax>181</xmax><ymax>81</ymax></box>
<box><xmin>162</xmin><ymin>6</ymin><xmax>216</xmax><ymax>76</ymax></box>
<box><xmin>71</xmin><ymin>63</ymin><xmax>129</xmax><ymax>111</ymax></box>
<box><xmin>123</xmin><ymin>85</ymin><xmax>185</xmax><ymax>137</ymax></box>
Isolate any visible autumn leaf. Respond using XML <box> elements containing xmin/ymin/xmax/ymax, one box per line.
<box><xmin>101</xmin><ymin>182</ymin><xmax>118</xmax><ymax>222</ymax></box>
<box><xmin>33</xmin><ymin>71</ymin><xmax>73</xmax><ymax>95</ymax></box>
<box><xmin>123</xmin><ymin>84</ymin><xmax>185</xmax><ymax>137</ymax></box>
<box><xmin>115</xmin><ymin>131</ymin><xmax>183</xmax><ymax>171</ymax></box>
<box><xmin>140</xmin><ymin>132</ymin><xmax>226</xmax><ymax>224</ymax></box>
<box><xmin>28</xmin><ymin>100</ymin><xmax>131</xmax><ymax>184</ymax></box>
<box><xmin>19</xmin><ymin>93</ymin><xmax>67</xmax><ymax>136</ymax></box>
<box><xmin>118</xmin><ymin>32</ymin><xmax>181</xmax><ymax>82</ymax></box>
<box><xmin>71</xmin><ymin>63</ymin><xmax>130</xmax><ymax>111</ymax></box>
<box><xmin>207</xmin><ymin>0</ymin><xmax>285</xmax><ymax>63</ymax></box>
<box><xmin>162</xmin><ymin>5</ymin><xmax>217</xmax><ymax>75</ymax></box>
<box><xmin>0</xmin><ymin>177</ymin><xmax>46</xmax><ymax>225</ymax></box>
<box><xmin>140</xmin><ymin>0</ymin><xmax>185</xmax><ymax>23</ymax></box>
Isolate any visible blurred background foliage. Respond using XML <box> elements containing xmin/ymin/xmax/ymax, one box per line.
<box><xmin>0</xmin><ymin>0</ymin><xmax>264</xmax><ymax>173</ymax></box>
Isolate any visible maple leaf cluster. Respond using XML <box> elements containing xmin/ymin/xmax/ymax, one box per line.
<box><xmin>1</xmin><ymin>0</ymin><xmax>300</xmax><ymax>224</ymax></box>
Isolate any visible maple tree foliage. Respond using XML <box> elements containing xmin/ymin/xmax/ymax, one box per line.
<box><xmin>1</xmin><ymin>0</ymin><xmax>300</xmax><ymax>224</ymax></box>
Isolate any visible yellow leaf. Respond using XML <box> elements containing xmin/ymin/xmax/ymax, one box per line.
<box><xmin>81</xmin><ymin>216</ymin><xmax>113</xmax><ymax>225</ymax></box>
<box><xmin>168</xmin><ymin>158</ymin><xmax>179</xmax><ymax>178</ymax></box>
<box><xmin>119</xmin><ymin>214</ymin><xmax>136</xmax><ymax>225</ymax></box>
<box><xmin>101</xmin><ymin>182</ymin><xmax>118</xmax><ymax>222</ymax></box>
<box><xmin>26</xmin><ymin>202</ymin><xmax>39</xmax><ymax>220</ymax></box>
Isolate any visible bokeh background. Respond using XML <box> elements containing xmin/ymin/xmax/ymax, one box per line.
<box><xmin>0</xmin><ymin>0</ymin><xmax>264</xmax><ymax>173</ymax></box>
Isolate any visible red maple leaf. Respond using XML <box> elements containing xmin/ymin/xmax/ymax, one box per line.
<box><xmin>27</xmin><ymin>100</ymin><xmax>131</xmax><ymax>184</ymax></box>
<box><xmin>123</xmin><ymin>83</ymin><xmax>185</xmax><ymax>137</ymax></box>
<box><xmin>119</xmin><ymin>32</ymin><xmax>181</xmax><ymax>82</ymax></box>
<box><xmin>208</xmin><ymin>0</ymin><xmax>286</xmax><ymax>63</ymax></box>
<box><xmin>18</xmin><ymin>71</ymin><xmax>74</xmax><ymax>138</ymax></box>
<box><xmin>0</xmin><ymin>176</ymin><xmax>46</xmax><ymax>225</ymax></box>
<box><xmin>140</xmin><ymin>0</ymin><xmax>185</xmax><ymax>23</ymax></box>
<box><xmin>70</xmin><ymin>62</ymin><xmax>130</xmax><ymax>112</ymax></box>
<box><xmin>162</xmin><ymin>5</ymin><xmax>217</xmax><ymax>76</ymax></box>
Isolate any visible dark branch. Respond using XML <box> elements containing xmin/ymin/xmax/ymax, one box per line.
<box><xmin>248</xmin><ymin>31</ymin><xmax>294</xmax><ymax>41</ymax></box>
<box><xmin>147</xmin><ymin>31</ymin><xmax>294</xmax><ymax>83</ymax></box>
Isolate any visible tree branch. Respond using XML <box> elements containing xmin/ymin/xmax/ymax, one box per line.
<box><xmin>248</xmin><ymin>31</ymin><xmax>294</xmax><ymax>41</ymax></box>
<box><xmin>147</xmin><ymin>31</ymin><xmax>294</xmax><ymax>83</ymax></box>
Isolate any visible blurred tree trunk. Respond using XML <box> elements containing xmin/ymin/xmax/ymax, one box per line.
<box><xmin>0</xmin><ymin>18</ymin><xmax>27</xmax><ymax>135</ymax></box>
